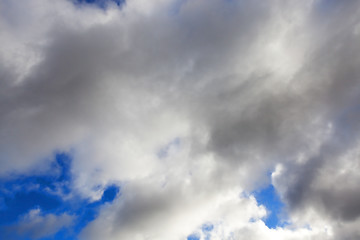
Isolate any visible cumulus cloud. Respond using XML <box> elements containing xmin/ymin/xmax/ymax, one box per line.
<box><xmin>1</xmin><ymin>0</ymin><xmax>360</xmax><ymax>239</ymax></box>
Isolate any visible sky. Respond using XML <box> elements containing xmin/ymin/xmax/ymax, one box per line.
<box><xmin>1</xmin><ymin>0</ymin><xmax>360</xmax><ymax>239</ymax></box>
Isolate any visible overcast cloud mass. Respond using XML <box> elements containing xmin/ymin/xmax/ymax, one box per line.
<box><xmin>1</xmin><ymin>0</ymin><xmax>360</xmax><ymax>239</ymax></box>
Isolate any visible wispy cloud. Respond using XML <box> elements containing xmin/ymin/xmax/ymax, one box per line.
<box><xmin>3</xmin><ymin>208</ymin><xmax>74</xmax><ymax>239</ymax></box>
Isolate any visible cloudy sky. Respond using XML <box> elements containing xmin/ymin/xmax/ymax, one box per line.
<box><xmin>1</xmin><ymin>0</ymin><xmax>360</xmax><ymax>239</ymax></box>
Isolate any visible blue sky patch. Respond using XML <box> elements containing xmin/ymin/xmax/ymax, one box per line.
<box><xmin>202</xmin><ymin>223</ymin><xmax>214</xmax><ymax>240</ymax></box>
<box><xmin>186</xmin><ymin>223</ymin><xmax>213</xmax><ymax>240</ymax></box>
<box><xmin>202</xmin><ymin>223</ymin><xmax>214</xmax><ymax>232</ymax></box>
<box><xmin>101</xmin><ymin>185</ymin><xmax>119</xmax><ymax>203</ymax></box>
<box><xmin>187</xmin><ymin>233</ymin><xmax>200</xmax><ymax>240</ymax></box>
<box><xmin>0</xmin><ymin>153</ymin><xmax>120</xmax><ymax>240</ymax></box>
<box><xmin>253</xmin><ymin>184</ymin><xmax>287</xmax><ymax>229</ymax></box>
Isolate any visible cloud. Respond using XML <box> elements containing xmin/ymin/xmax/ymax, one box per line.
<box><xmin>3</xmin><ymin>208</ymin><xmax>74</xmax><ymax>239</ymax></box>
<box><xmin>1</xmin><ymin>0</ymin><xmax>360</xmax><ymax>239</ymax></box>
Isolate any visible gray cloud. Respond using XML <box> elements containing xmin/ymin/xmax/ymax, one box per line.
<box><xmin>1</xmin><ymin>0</ymin><xmax>360</xmax><ymax>239</ymax></box>
<box><xmin>272</xmin><ymin>0</ymin><xmax>360</xmax><ymax>227</ymax></box>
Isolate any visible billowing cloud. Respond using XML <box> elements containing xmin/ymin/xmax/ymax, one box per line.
<box><xmin>1</xmin><ymin>0</ymin><xmax>360</xmax><ymax>239</ymax></box>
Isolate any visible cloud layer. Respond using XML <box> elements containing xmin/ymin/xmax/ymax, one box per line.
<box><xmin>1</xmin><ymin>0</ymin><xmax>360</xmax><ymax>239</ymax></box>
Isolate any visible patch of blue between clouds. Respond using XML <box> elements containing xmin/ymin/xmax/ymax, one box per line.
<box><xmin>187</xmin><ymin>223</ymin><xmax>214</xmax><ymax>240</ymax></box>
<box><xmin>73</xmin><ymin>0</ymin><xmax>125</xmax><ymax>9</ymax></box>
<box><xmin>187</xmin><ymin>233</ymin><xmax>201</xmax><ymax>240</ymax></box>
<box><xmin>202</xmin><ymin>223</ymin><xmax>214</xmax><ymax>240</ymax></box>
<box><xmin>0</xmin><ymin>153</ymin><xmax>120</xmax><ymax>240</ymax></box>
<box><xmin>253</xmin><ymin>184</ymin><xmax>287</xmax><ymax>229</ymax></box>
